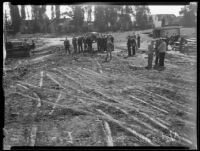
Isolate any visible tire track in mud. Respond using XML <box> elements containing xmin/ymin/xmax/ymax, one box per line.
<box><xmin>5</xmin><ymin>51</ymin><xmax>195</xmax><ymax>147</ymax></box>
<box><xmin>41</xmin><ymin>67</ymin><xmax>167</xmax><ymax>145</ymax></box>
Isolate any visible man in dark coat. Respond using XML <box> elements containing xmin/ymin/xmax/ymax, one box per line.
<box><xmin>87</xmin><ymin>37</ymin><xmax>93</xmax><ymax>53</ymax></box>
<box><xmin>78</xmin><ymin>36</ymin><xmax>83</xmax><ymax>53</ymax></box>
<box><xmin>130</xmin><ymin>36</ymin><xmax>137</xmax><ymax>56</ymax></box>
<box><xmin>103</xmin><ymin>35</ymin><xmax>107</xmax><ymax>52</ymax></box>
<box><xmin>83</xmin><ymin>35</ymin><xmax>87</xmax><ymax>52</ymax></box>
<box><xmin>127</xmin><ymin>36</ymin><xmax>131</xmax><ymax>57</ymax></box>
<box><xmin>154</xmin><ymin>39</ymin><xmax>161</xmax><ymax>68</ymax></box>
<box><xmin>72</xmin><ymin>36</ymin><xmax>77</xmax><ymax>54</ymax></box>
<box><xmin>105</xmin><ymin>38</ymin><xmax>113</xmax><ymax>62</ymax></box>
<box><xmin>137</xmin><ymin>34</ymin><xmax>140</xmax><ymax>48</ymax></box>
<box><xmin>110</xmin><ymin>35</ymin><xmax>114</xmax><ymax>51</ymax></box>
<box><xmin>64</xmin><ymin>37</ymin><xmax>70</xmax><ymax>54</ymax></box>
<box><xmin>99</xmin><ymin>35</ymin><xmax>103</xmax><ymax>52</ymax></box>
<box><xmin>97</xmin><ymin>35</ymin><xmax>100</xmax><ymax>52</ymax></box>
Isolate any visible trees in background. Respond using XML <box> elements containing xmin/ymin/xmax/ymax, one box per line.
<box><xmin>21</xmin><ymin>5</ymin><xmax>26</xmax><ymax>20</ymax></box>
<box><xmin>72</xmin><ymin>6</ymin><xmax>85</xmax><ymax>32</ymax></box>
<box><xmin>94</xmin><ymin>6</ymin><xmax>107</xmax><ymax>32</ymax></box>
<box><xmin>51</xmin><ymin>5</ymin><xmax>55</xmax><ymax>19</ymax></box>
<box><xmin>31</xmin><ymin>5</ymin><xmax>49</xmax><ymax>33</ymax></box>
<box><xmin>135</xmin><ymin>6</ymin><xmax>151</xmax><ymax>29</ymax></box>
<box><xmin>9</xmin><ymin>3</ymin><xmax>21</xmax><ymax>34</ymax></box>
<box><xmin>179</xmin><ymin>3</ymin><xmax>197</xmax><ymax>27</ymax></box>
<box><xmin>55</xmin><ymin>5</ymin><xmax>60</xmax><ymax>20</ymax></box>
<box><xmin>7</xmin><ymin>4</ymin><xmax>157</xmax><ymax>34</ymax></box>
<box><xmin>118</xmin><ymin>6</ymin><xmax>134</xmax><ymax>31</ymax></box>
<box><xmin>62</xmin><ymin>6</ymin><xmax>84</xmax><ymax>32</ymax></box>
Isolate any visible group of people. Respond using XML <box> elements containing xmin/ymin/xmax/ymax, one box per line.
<box><xmin>64</xmin><ymin>34</ymin><xmax>114</xmax><ymax>53</ymax></box>
<box><xmin>146</xmin><ymin>38</ymin><xmax>167</xmax><ymax>70</ymax></box>
<box><xmin>127</xmin><ymin>33</ymin><xmax>140</xmax><ymax>57</ymax></box>
<box><xmin>63</xmin><ymin>33</ymin><xmax>114</xmax><ymax>62</ymax></box>
<box><xmin>96</xmin><ymin>34</ymin><xmax>114</xmax><ymax>52</ymax></box>
<box><xmin>64</xmin><ymin>32</ymin><xmax>168</xmax><ymax>70</ymax></box>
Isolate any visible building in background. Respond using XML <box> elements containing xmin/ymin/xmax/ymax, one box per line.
<box><xmin>151</xmin><ymin>14</ymin><xmax>179</xmax><ymax>28</ymax></box>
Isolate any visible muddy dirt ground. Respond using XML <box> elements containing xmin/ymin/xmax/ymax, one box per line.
<box><xmin>3</xmin><ymin>28</ymin><xmax>197</xmax><ymax>149</ymax></box>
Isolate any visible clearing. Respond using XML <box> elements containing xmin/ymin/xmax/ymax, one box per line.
<box><xmin>3</xmin><ymin>28</ymin><xmax>197</xmax><ymax>149</ymax></box>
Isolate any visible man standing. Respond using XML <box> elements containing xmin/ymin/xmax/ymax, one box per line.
<box><xmin>99</xmin><ymin>35</ymin><xmax>103</xmax><ymax>52</ymax></box>
<box><xmin>72</xmin><ymin>36</ymin><xmax>77</xmax><ymax>54</ymax></box>
<box><xmin>154</xmin><ymin>39</ymin><xmax>160</xmax><ymax>68</ymax></box>
<box><xmin>133</xmin><ymin>32</ymin><xmax>136</xmax><ymax>39</ymax></box>
<box><xmin>130</xmin><ymin>36</ymin><xmax>137</xmax><ymax>56</ymax></box>
<box><xmin>64</xmin><ymin>37</ymin><xmax>70</xmax><ymax>54</ymax></box>
<box><xmin>105</xmin><ymin>38</ymin><xmax>113</xmax><ymax>62</ymax></box>
<box><xmin>179</xmin><ymin>36</ymin><xmax>187</xmax><ymax>53</ymax></box>
<box><xmin>83</xmin><ymin>35</ymin><xmax>87</xmax><ymax>52</ymax></box>
<box><xmin>78</xmin><ymin>36</ymin><xmax>83</xmax><ymax>53</ymax></box>
<box><xmin>104</xmin><ymin>35</ymin><xmax>108</xmax><ymax>52</ymax></box>
<box><xmin>145</xmin><ymin>41</ymin><xmax>155</xmax><ymax>69</ymax></box>
<box><xmin>158</xmin><ymin>38</ymin><xmax>167</xmax><ymax>70</ymax></box>
<box><xmin>127</xmin><ymin>36</ymin><xmax>131</xmax><ymax>57</ymax></box>
<box><xmin>110</xmin><ymin>35</ymin><xmax>114</xmax><ymax>51</ymax></box>
<box><xmin>137</xmin><ymin>34</ymin><xmax>140</xmax><ymax>48</ymax></box>
<box><xmin>87</xmin><ymin>37</ymin><xmax>93</xmax><ymax>53</ymax></box>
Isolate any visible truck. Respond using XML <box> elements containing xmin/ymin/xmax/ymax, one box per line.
<box><xmin>152</xmin><ymin>26</ymin><xmax>181</xmax><ymax>38</ymax></box>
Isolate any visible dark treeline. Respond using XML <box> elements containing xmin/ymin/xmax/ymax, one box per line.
<box><xmin>5</xmin><ymin>3</ymin><xmax>197</xmax><ymax>35</ymax></box>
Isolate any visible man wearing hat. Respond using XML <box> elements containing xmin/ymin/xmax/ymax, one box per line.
<box><xmin>127</xmin><ymin>36</ymin><xmax>132</xmax><ymax>57</ymax></box>
<box><xmin>154</xmin><ymin>38</ymin><xmax>161</xmax><ymax>68</ymax></box>
<box><xmin>72</xmin><ymin>36</ymin><xmax>77</xmax><ymax>54</ymax></box>
<box><xmin>64</xmin><ymin>37</ymin><xmax>70</xmax><ymax>54</ymax></box>
<box><xmin>130</xmin><ymin>36</ymin><xmax>137</xmax><ymax>56</ymax></box>
<box><xmin>146</xmin><ymin>40</ymin><xmax>155</xmax><ymax>69</ymax></box>
<box><xmin>158</xmin><ymin>38</ymin><xmax>167</xmax><ymax>70</ymax></box>
<box><xmin>105</xmin><ymin>37</ymin><xmax>113</xmax><ymax>62</ymax></box>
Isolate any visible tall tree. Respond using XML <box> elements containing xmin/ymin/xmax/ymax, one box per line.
<box><xmin>55</xmin><ymin>5</ymin><xmax>60</xmax><ymax>20</ymax></box>
<box><xmin>104</xmin><ymin>6</ymin><xmax>118</xmax><ymax>31</ymax></box>
<box><xmin>51</xmin><ymin>5</ymin><xmax>55</xmax><ymax>19</ymax></box>
<box><xmin>116</xmin><ymin>5</ymin><xmax>133</xmax><ymax>31</ymax></box>
<box><xmin>9</xmin><ymin>3</ymin><xmax>21</xmax><ymax>34</ymax></box>
<box><xmin>31</xmin><ymin>5</ymin><xmax>42</xmax><ymax>32</ymax></box>
<box><xmin>94</xmin><ymin>5</ymin><xmax>106</xmax><ymax>32</ymax></box>
<box><xmin>179</xmin><ymin>3</ymin><xmax>197</xmax><ymax>27</ymax></box>
<box><xmin>135</xmin><ymin>6</ymin><xmax>151</xmax><ymax>29</ymax></box>
<box><xmin>71</xmin><ymin>6</ymin><xmax>84</xmax><ymax>32</ymax></box>
<box><xmin>26</xmin><ymin>6</ymin><xmax>30</xmax><ymax>20</ymax></box>
<box><xmin>21</xmin><ymin>5</ymin><xmax>26</xmax><ymax>20</ymax></box>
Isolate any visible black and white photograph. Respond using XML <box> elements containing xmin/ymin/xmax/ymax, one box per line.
<box><xmin>3</xmin><ymin>1</ymin><xmax>197</xmax><ymax>149</ymax></box>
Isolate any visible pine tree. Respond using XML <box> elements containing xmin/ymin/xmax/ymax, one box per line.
<box><xmin>21</xmin><ymin>5</ymin><xmax>26</xmax><ymax>20</ymax></box>
<box><xmin>51</xmin><ymin>5</ymin><xmax>55</xmax><ymax>19</ymax></box>
<box><xmin>135</xmin><ymin>6</ymin><xmax>151</xmax><ymax>29</ymax></box>
<box><xmin>94</xmin><ymin>6</ymin><xmax>106</xmax><ymax>32</ymax></box>
<box><xmin>55</xmin><ymin>5</ymin><xmax>60</xmax><ymax>20</ymax></box>
<box><xmin>179</xmin><ymin>3</ymin><xmax>197</xmax><ymax>27</ymax></box>
<box><xmin>9</xmin><ymin>3</ymin><xmax>21</xmax><ymax>34</ymax></box>
<box><xmin>72</xmin><ymin>6</ymin><xmax>84</xmax><ymax>32</ymax></box>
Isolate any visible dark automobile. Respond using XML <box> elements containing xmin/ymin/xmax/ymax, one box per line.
<box><xmin>6</xmin><ymin>40</ymin><xmax>35</xmax><ymax>58</ymax></box>
<box><xmin>85</xmin><ymin>32</ymin><xmax>99</xmax><ymax>43</ymax></box>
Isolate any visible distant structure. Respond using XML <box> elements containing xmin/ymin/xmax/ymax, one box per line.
<box><xmin>151</xmin><ymin>14</ymin><xmax>178</xmax><ymax>28</ymax></box>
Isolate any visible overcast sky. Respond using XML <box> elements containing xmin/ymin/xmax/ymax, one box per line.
<box><xmin>149</xmin><ymin>5</ymin><xmax>185</xmax><ymax>16</ymax></box>
<box><xmin>3</xmin><ymin>3</ymin><xmax>186</xmax><ymax>20</ymax></box>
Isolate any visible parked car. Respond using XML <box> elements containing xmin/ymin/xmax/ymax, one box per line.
<box><xmin>6</xmin><ymin>40</ymin><xmax>35</xmax><ymax>59</ymax></box>
<box><xmin>85</xmin><ymin>32</ymin><xmax>99</xmax><ymax>43</ymax></box>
